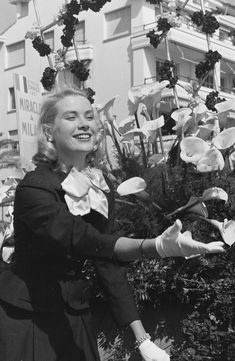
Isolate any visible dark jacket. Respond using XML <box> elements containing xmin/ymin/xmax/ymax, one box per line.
<box><xmin>0</xmin><ymin>163</ymin><xmax>139</xmax><ymax>327</ymax></box>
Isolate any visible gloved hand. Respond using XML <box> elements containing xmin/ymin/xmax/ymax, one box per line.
<box><xmin>139</xmin><ymin>340</ymin><xmax>170</xmax><ymax>361</ymax></box>
<box><xmin>155</xmin><ymin>219</ymin><xmax>225</xmax><ymax>258</ymax></box>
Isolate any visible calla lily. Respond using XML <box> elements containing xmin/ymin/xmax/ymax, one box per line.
<box><xmin>201</xmin><ymin>187</ymin><xmax>228</xmax><ymax>203</ymax></box>
<box><xmin>118</xmin><ymin>116</ymin><xmax>135</xmax><ymax>134</ymax></box>
<box><xmin>117</xmin><ymin>177</ymin><xmax>147</xmax><ymax>196</ymax></box>
<box><xmin>180</xmin><ymin>137</ymin><xmax>210</xmax><ymax>164</ymax></box>
<box><xmin>197</xmin><ymin>124</ymin><xmax>218</xmax><ymax>141</ymax></box>
<box><xmin>97</xmin><ymin>96</ymin><xmax>119</xmax><ymax>123</ymax></box>
<box><xmin>215</xmin><ymin>99</ymin><xmax>235</xmax><ymax>113</ymax></box>
<box><xmin>141</xmin><ymin>116</ymin><xmax>165</xmax><ymax>143</ymax></box>
<box><xmin>197</xmin><ymin>148</ymin><xmax>225</xmax><ymax>172</ymax></box>
<box><xmin>215</xmin><ymin>99</ymin><xmax>235</xmax><ymax>129</ymax></box>
<box><xmin>171</xmin><ymin>108</ymin><xmax>192</xmax><ymax>135</ymax></box>
<box><xmin>203</xmin><ymin>218</ymin><xmax>235</xmax><ymax>246</ymax></box>
<box><xmin>186</xmin><ymin>196</ymin><xmax>208</xmax><ymax>217</ymax></box>
<box><xmin>121</xmin><ymin>128</ymin><xmax>148</xmax><ymax>142</ymax></box>
<box><xmin>192</xmin><ymin>103</ymin><xmax>208</xmax><ymax>121</ymax></box>
<box><xmin>128</xmin><ymin>81</ymin><xmax>169</xmax><ymax>115</ymax></box>
<box><xmin>212</xmin><ymin>127</ymin><xmax>235</xmax><ymax>149</ymax></box>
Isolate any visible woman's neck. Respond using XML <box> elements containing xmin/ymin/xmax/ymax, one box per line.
<box><xmin>58</xmin><ymin>152</ymin><xmax>88</xmax><ymax>172</ymax></box>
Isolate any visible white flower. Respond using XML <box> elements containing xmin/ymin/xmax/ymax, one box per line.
<box><xmin>117</xmin><ymin>177</ymin><xmax>147</xmax><ymax>196</ymax></box>
<box><xmin>25</xmin><ymin>24</ymin><xmax>40</xmax><ymax>40</ymax></box>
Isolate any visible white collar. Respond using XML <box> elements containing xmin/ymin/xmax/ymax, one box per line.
<box><xmin>61</xmin><ymin>167</ymin><xmax>110</xmax><ymax>218</ymax></box>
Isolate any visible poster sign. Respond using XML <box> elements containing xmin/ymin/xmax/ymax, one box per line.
<box><xmin>13</xmin><ymin>73</ymin><xmax>42</xmax><ymax>167</ymax></box>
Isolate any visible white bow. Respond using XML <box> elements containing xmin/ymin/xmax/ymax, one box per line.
<box><xmin>61</xmin><ymin>167</ymin><xmax>110</xmax><ymax>218</ymax></box>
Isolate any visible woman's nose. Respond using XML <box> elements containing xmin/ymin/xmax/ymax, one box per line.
<box><xmin>77</xmin><ymin>116</ymin><xmax>89</xmax><ymax>130</ymax></box>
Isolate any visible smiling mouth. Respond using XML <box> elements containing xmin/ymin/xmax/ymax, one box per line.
<box><xmin>73</xmin><ymin>133</ymin><xmax>92</xmax><ymax>140</ymax></box>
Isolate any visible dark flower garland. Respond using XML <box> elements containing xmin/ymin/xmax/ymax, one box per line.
<box><xmin>32</xmin><ymin>36</ymin><xmax>52</xmax><ymax>57</ymax></box>
<box><xmin>84</xmin><ymin>87</ymin><xmax>96</xmax><ymax>103</ymax></box>
<box><xmin>195</xmin><ymin>50</ymin><xmax>222</xmax><ymax>79</ymax></box>
<box><xmin>81</xmin><ymin>0</ymin><xmax>112</xmax><ymax>12</ymax></box>
<box><xmin>58</xmin><ymin>0</ymin><xmax>112</xmax><ymax>47</ymax></box>
<box><xmin>157</xmin><ymin>17</ymin><xmax>172</xmax><ymax>32</ymax></box>
<box><xmin>69</xmin><ymin>60</ymin><xmax>90</xmax><ymax>81</ymax></box>
<box><xmin>205</xmin><ymin>91</ymin><xmax>226</xmax><ymax>111</ymax></box>
<box><xmin>191</xmin><ymin>11</ymin><xmax>220</xmax><ymax>35</ymax></box>
<box><xmin>190</xmin><ymin>10</ymin><xmax>204</xmax><ymax>27</ymax></box>
<box><xmin>145</xmin><ymin>0</ymin><xmax>163</xmax><ymax>4</ymax></box>
<box><xmin>60</xmin><ymin>0</ymin><xmax>81</xmax><ymax>48</ymax></box>
<box><xmin>146</xmin><ymin>29</ymin><xmax>161</xmax><ymax>48</ymax></box>
<box><xmin>158</xmin><ymin>60</ymin><xmax>178</xmax><ymax>88</ymax></box>
<box><xmin>40</xmin><ymin>67</ymin><xmax>57</xmax><ymax>91</ymax></box>
<box><xmin>146</xmin><ymin>18</ymin><xmax>172</xmax><ymax>50</ymax></box>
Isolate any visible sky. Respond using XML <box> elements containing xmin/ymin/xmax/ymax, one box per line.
<box><xmin>0</xmin><ymin>0</ymin><xmax>16</xmax><ymax>35</ymax></box>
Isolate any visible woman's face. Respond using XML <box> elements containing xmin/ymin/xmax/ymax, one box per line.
<box><xmin>52</xmin><ymin>95</ymin><xmax>99</xmax><ymax>160</ymax></box>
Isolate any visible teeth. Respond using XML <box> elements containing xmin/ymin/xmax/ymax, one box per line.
<box><xmin>75</xmin><ymin>134</ymin><xmax>91</xmax><ymax>139</ymax></box>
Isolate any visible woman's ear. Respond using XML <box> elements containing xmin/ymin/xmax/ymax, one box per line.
<box><xmin>43</xmin><ymin>125</ymin><xmax>54</xmax><ymax>142</ymax></box>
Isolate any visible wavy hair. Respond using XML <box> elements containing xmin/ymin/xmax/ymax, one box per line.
<box><xmin>33</xmin><ymin>87</ymin><xmax>104</xmax><ymax>171</ymax></box>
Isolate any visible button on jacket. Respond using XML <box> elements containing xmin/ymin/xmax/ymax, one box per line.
<box><xmin>0</xmin><ymin>163</ymin><xmax>139</xmax><ymax>327</ymax></box>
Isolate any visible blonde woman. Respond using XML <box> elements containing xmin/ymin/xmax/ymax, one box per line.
<box><xmin>0</xmin><ymin>88</ymin><xmax>224</xmax><ymax>361</ymax></box>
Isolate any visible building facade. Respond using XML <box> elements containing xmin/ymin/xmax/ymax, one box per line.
<box><xmin>0</xmin><ymin>0</ymin><xmax>235</xmax><ymax>142</ymax></box>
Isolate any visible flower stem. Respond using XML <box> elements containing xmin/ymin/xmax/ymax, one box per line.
<box><xmin>134</xmin><ymin>111</ymin><xmax>148</xmax><ymax>168</ymax></box>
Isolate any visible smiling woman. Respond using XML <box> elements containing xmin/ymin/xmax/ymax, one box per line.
<box><xmin>0</xmin><ymin>87</ymin><xmax>225</xmax><ymax>361</ymax></box>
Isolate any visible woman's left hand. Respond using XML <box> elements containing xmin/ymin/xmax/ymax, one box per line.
<box><xmin>139</xmin><ymin>340</ymin><xmax>170</xmax><ymax>361</ymax></box>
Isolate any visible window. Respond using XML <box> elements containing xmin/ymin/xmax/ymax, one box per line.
<box><xmin>8</xmin><ymin>87</ymin><xmax>16</xmax><ymax>111</ymax></box>
<box><xmin>219</xmin><ymin>29</ymin><xmax>230</xmax><ymax>41</ymax></box>
<box><xmin>105</xmin><ymin>6</ymin><xmax>131</xmax><ymax>39</ymax></box>
<box><xmin>220</xmin><ymin>77</ymin><xmax>225</xmax><ymax>92</ymax></box>
<box><xmin>232</xmin><ymin>77</ymin><xmax>235</xmax><ymax>94</ymax></box>
<box><xmin>74</xmin><ymin>21</ymin><xmax>85</xmax><ymax>44</ymax></box>
<box><xmin>8</xmin><ymin>130</ymin><xmax>18</xmax><ymax>143</ymax></box>
<box><xmin>6</xmin><ymin>40</ymin><xmax>25</xmax><ymax>69</ymax></box>
<box><xmin>204</xmin><ymin>74</ymin><xmax>214</xmax><ymax>89</ymax></box>
<box><xmin>44</xmin><ymin>31</ymin><xmax>54</xmax><ymax>51</ymax></box>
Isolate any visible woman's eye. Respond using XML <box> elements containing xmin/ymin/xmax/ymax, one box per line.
<box><xmin>66</xmin><ymin>116</ymin><xmax>76</xmax><ymax>120</ymax></box>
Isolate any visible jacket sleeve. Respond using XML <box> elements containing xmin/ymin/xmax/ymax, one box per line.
<box><xmin>94</xmin><ymin>259</ymin><xmax>139</xmax><ymax>327</ymax></box>
<box><xmin>14</xmin><ymin>181</ymin><xmax>118</xmax><ymax>260</ymax></box>
<box><xmin>94</xmin><ymin>177</ymin><xmax>140</xmax><ymax>327</ymax></box>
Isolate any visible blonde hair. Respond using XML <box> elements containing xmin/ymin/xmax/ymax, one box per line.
<box><xmin>33</xmin><ymin>87</ymin><xmax>104</xmax><ymax>171</ymax></box>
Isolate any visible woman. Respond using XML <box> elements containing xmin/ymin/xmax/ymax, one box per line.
<box><xmin>0</xmin><ymin>88</ymin><xmax>224</xmax><ymax>361</ymax></box>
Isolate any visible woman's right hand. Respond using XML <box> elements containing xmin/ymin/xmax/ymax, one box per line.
<box><xmin>155</xmin><ymin>219</ymin><xmax>225</xmax><ymax>258</ymax></box>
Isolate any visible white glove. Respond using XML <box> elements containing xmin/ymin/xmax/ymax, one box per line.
<box><xmin>139</xmin><ymin>340</ymin><xmax>170</xmax><ymax>361</ymax></box>
<box><xmin>155</xmin><ymin>219</ymin><xmax>225</xmax><ymax>258</ymax></box>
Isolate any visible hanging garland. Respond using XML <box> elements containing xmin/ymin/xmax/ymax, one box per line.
<box><xmin>191</xmin><ymin>11</ymin><xmax>220</xmax><ymax>35</ymax></box>
<box><xmin>32</xmin><ymin>36</ymin><xmax>52</xmax><ymax>57</ymax></box>
<box><xmin>158</xmin><ymin>60</ymin><xmax>178</xmax><ymax>88</ymax></box>
<box><xmin>205</xmin><ymin>91</ymin><xmax>226</xmax><ymax>111</ymax></box>
<box><xmin>195</xmin><ymin>50</ymin><xmax>222</xmax><ymax>80</ymax></box>
<box><xmin>26</xmin><ymin>0</ymin><xmax>113</xmax><ymax>94</ymax></box>
<box><xmin>146</xmin><ymin>12</ymin><xmax>181</xmax><ymax>49</ymax></box>
<box><xmin>40</xmin><ymin>67</ymin><xmax>57</xmax><ymax>91</ymax></box>
<box><xmin>69</xmin><ymin>59</ymin><xmax>90</xmax><ymax>81</ymax></box>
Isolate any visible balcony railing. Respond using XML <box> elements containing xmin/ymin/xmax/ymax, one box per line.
<box><xmin>132</xmin><ymin>18</ymin><xmax>235</xmax><ymax>48</ymax></box>
<box><xmin>143</xmin><ymin>75</ymin><xmax>235</xmax><ymax>95</ymax></box>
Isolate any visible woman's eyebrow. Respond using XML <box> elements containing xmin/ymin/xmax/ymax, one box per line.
<box><xmin>84</xmin><ymin>110</ymin><xmax>94</xmax><ymax>116</ymax></box>
<box><xmin>63</xmin><ymin>111</ymin><xmax>77</xmax><ymax>116</ymax></box>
